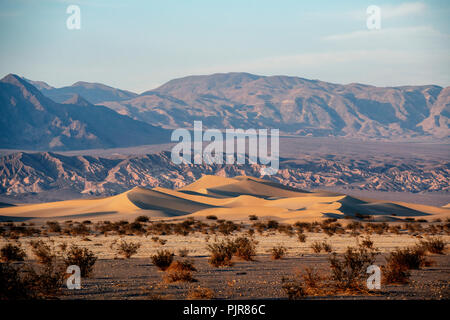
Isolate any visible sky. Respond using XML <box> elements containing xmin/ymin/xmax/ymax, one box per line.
<box><xmin>0</xmin><ymin>0</ymin><xmax>449</xmax><ymax>93</ymax></box>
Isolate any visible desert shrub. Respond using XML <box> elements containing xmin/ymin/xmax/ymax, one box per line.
<box><xmin>30</xmin><ymin>240</ymin><xmax>56</xmax><ymax>265</ymax></box>
<box><xmin>178</xmin><ymin>248</ymin><xmax>189</xmax><ymax>257</ymax></box>
<box><xmin>383</xmin><ymin>246</ymin><xmax>429</xmax><ymax>284</ymax></box>
<box><xmin>281</xmin><ymin>267</ymin><xmax>326</xmax><ymax>299</ymax></box>
<box><xmin>1</xmin><ymin>243</ymin><xmax>26</xmax><ymax>262</ymax></box>
<box><xmin>0</xmin><ymin>262</ymin><xmax>34</xmax><ymax>299</ymax></box>
<box><xmin>267</xmin><ymin>220</ymin><xmax>279</xmax><ymax>230</ymax></box>
<box><xmin>232</xmin><ymin>236</ymin><xmax>257</xmax><ymax>261</ymax></box>
<box><xmin>281</xmin><ymin>277</ymin><xmax>305</xmax><ymax>300</ymax></box>
<box><xmin>59</xmin><ymin>242</ymin><xmax>68</xmax><ymax>252</ymax></box>
<box><xmin>252</xmin><ymin>222</ymin><xmax>266</xmax><ymax>234</ymax></box>
<box><xmin>355</xmin><ymin>213</ymin><xmax>372</xmax><ymax>221</ymax></box>
<box><xmin>172</xmin><ymin>220</ymin><xmax>196</xmax><ymax>236</ymax></box>
<box><xmin>25</xmin><ymin>262</ymin><xmax>65</xmax><ymax>297</ymax></box>
<box><xmin>383</xmin><ymin>261</ymin><xmax>411</xmax><ymax>284</ymax></box>
<box><xmin>0</xmin><ymin>257</ymin><xmax>65</xmax><ymax>299</ymax></box>
<box><xmin>360</xmin><ymin>236</ymin><xmax>374</xmax><ymax>249</ymax></box>
<box><xmin>164</xmin><ymin>260</ymin><xmax>196</xmax><ymax>283</ymax></box>
<box><xmin>329</xmin><ymin>242</ymin><xmax>378</xmax><ymax>290</ymax></box>
<box><xmin>297</xmin><ymin>233</ymin><xmax>306</xmax><ymax>243</ymax></box>
<box><xmin>135</xmin><ymin>215</ymin><xmax>149</xmax><ymax>223</ymax></box>
<box><xmin>217</xmin><ymin>221</ymin><xmax>239</xmax><ymax>235</ymax></box>
<box><xmin>126</xmin><ymin>222</ymin><xmax>145</xmax><ymax>235</ymax></box>
<box><xmin>418</xmin><ymin>237</ymin><xmax>446</xmax><ymax>254</ymax></box>
<box><xmin>168</xmin><ymin>260</ymin><xmax>196</xmax><ymax>272</ymax></box>
<box><xmin>310</xmin><ymin>241</ymin><xmax>332</xmax><ymax>253</ymax></box>
<box><xmin>321</xmin><ymin>224</ymin><xmax>336</xmax><ymax>236</ymax></box>
<box><xmin>3</xmin><ymin>223</ymin><xmax>40</xmax><ymax>238</ymax></box>
<box><xmin>346</xmin><ymin>221</ymin><xmax>362</xmax><ymax>231</ymax></box>
<box><xmin>46</xmin><ymin>221</ymin><xmax>61</xmax><ymax>233</ymax></box>
<box><xmin>389</xmin><ymin>225</ymin><xmax>401</xmax><ymax>234</ymax></box>
<box><xmin>63</xmin><ymin>245</ymin><xmax>97</xmax><ymax>277</ymax></box>
<box><xmin>277</xmin><ymin>224</ymin><xmax>294</xmax><ymax>236</ymax></box>
<box><xmin>271</xmin><ymin>245</ymin><xmax>287</xmax><ymax>260</ymax></box>
<box><xmin>67</xmin><ymin>223</ymin><xmax>90</xmax><ymax>236</ymax></box>
<box><xmin>385</xmin><ymin>247</ymin><xmax>427</xmax><ymax>270</ymax></box>
<box><xmin>151</xmin><ymin>250</ymin><xmax>174</xmax><ymax>271</ymax></box>
<box><xmin>206</xmin><ymin>215</ymin><xmax>218</xmax><ymax>220</ymax></box>
<box><xmin>322</xmin><ymin>242</ymin><xmax>332</xmax><ymax>253</ymax></box>
<box><xmin>207</xmin><ymin>236</ymin><xmax>257</xmax><ymax>266</ymax></box>
<box><xmin>311</xmin><ymin>241</ymin><xmax>323</xmax><ymax>253</ymax></box>
<box><xmin>294</xmin><ymin>222</ymin><xmax>314</xmax><ymax>233</ymax></box>
<box><xmin>187</xmin><ymin>287</ymin><xmax>214</xmax><ymax>300</ymax></box>
<box><xmin>374</xmin><ymin>223</ymin><xmax>388</xmax><ymax>235</ymax></box>
<box><xmin>207</xmin><ymin>239</ymin><xmax>235</xmax><ymax>267</ymax></box>
<box><xmin>116</xmin><ymin>240</ymin><xmax>141</xmax><ymax>259</ymax></box>
<box><xmin>301</xmin><ymin>267</ymin><xmax>323</xmax><ymax>289</ymax></box>
<box><xmin>322</xmin><ymin>218</ymin><xmax>338</xmax><ymax>224</ymax></box>
<box><xmin>425</xmin><ymin>224</ymin><xmax>439</xmax><ymax>235</ymax></box>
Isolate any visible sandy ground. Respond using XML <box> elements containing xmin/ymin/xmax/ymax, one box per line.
<box><xmin>4</xmin><ymin>232</ymin><xmax>449</xmax><ymax>259</ymax></box>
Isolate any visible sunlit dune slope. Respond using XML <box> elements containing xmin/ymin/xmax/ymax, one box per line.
<box><xmin>0</xmin><ymin>175</ymin><xmax>449</xmax><ymax>223</ymax></box>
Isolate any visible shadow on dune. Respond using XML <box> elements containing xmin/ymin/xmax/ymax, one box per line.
<box><xmin>0</xmin><ymin>215</ymin><xmax>34</xmax><ymax>222</ymax></box>
<box><xmin>0</xmin><ymin>202</ymin><xmax>15</xmax><ymax>208</ymax></box>
<box><xmin>337</xmin><ymin>196</ymin><xmax>431</xmax><ymax>217</ymax></box>
<box><xmin>127</xmin><ymin>188</ymin><xmax>215</xmax><ymax>216</ymax></box>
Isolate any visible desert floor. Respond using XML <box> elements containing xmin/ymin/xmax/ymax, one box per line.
<box><xmin>3</xmin><ymin>232</ymin><xmax>449</xmax><ymax>300</ymax></box>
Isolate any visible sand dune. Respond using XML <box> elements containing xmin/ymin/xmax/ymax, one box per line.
<box><xmin>0</xmin><ymin>175</ymin><xmax>449</xmax><ymax>223</ymax></box>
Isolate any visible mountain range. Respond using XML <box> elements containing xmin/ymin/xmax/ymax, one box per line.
<box><xmin>21</xmin><ymin>72</ymin><xmax>450</xmax><ymax>141</ymax></box>
<box><xmin>0</xmin><ymin>74</ymin><xmax>170</xmax><ymax>151</ymax></box>
<box><xmin>23</xmin><ymin>77</ymin><xmax>138</xmax><ymax>104</ymax></box>
<box><xmin>1</xmin><ymin>72</ymin><xmax>448</xmax><ymax>152</ymax></box>
<box><xmin>1</xmin><ymin>151</ymin><xmax>448</xmax><ymax>203</ymax></box>
<box><xmin>100</xmin><ymin>72</ymin><xmax>449</xmax><ymax>140</ymax></box>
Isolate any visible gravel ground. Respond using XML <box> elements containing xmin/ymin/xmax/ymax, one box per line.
<box><xmin>59</xmin><ymin>253</ymin><xmax>450</xmax><ymax>300</ymax></box>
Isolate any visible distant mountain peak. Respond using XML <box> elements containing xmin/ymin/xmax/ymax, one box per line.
<box><xmin>62</xmin><ymin>93</ymin><xmax>92</xmax><ymax>106</ymax></box>
<box><xmin>22</xmin><ymin>78</ymin><xmax>139</xmax><ymax>104</ymax></box>
<box><xmin>0</xmin><ymin>73</ymin><xmax>48</xmax><ymax>108</ymax></box>
<box><xmin>1</xmin><ymin>73</ymin><xmax>29</xmax><ymax>87</ymax></box>
<box><xmin>0</xmin><ymin>76</ymin><xmax>170</xmax><ymax>150</ymax></box>
<box><xmin>71</xmin><ymin>81</ymin><xmax>110</xmax><ymax>89</ymax></box>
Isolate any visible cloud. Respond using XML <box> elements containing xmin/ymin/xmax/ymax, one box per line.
<box><xmin>323</xmin><ymin>25</ymin><xmax>447</xmax><ymax>41</ymax></box>
<box><xmin>382</xmin><ymin>2</ymin><xmax>426</xmax><ymax>19</ymax></box>
<box><xmin>350</xmin><ymin>2</ymin><xmax>426</xmax><ymax>21</ymax></box>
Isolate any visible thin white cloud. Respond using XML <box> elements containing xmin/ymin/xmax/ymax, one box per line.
<box><xmin>323</xmin><ymin>25</ymin><xmax>447</xmax><ymax>41</ymax></box>
<box><xmin>383</xmin><ymin>2</ymin><xmax>426</xmax><ymax>19</ymax></box>
<box><xmin>350</xmin><ymin>1</ymin><xmax>426</xmax><ymax>20</ymax></box>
